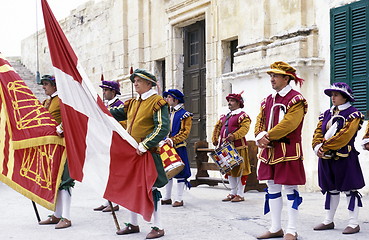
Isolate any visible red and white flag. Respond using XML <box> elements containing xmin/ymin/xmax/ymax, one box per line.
<box><xmin>41</xmin><ymin>0</ymin><xmax>157</xmax><ymax>221</ymax></box>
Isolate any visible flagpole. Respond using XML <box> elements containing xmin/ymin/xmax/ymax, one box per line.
<box><xmin>35</xmin><ymin>0</ymin><xmax>41</xmax><ymax>84</ymax></box>
<box><xmin>130</xmin><ymin>66</ymin><xmax>134</xmax><ymax>98</ymax></box>
<box><xmin>31</xmin><ymin>201</ymin><xmax>41</xmax><ymax>222</ymax></box>
<box><xmin>108</xmin><ymin>201</ymin><xmax>120</xmax><ymax>231</ymax></box>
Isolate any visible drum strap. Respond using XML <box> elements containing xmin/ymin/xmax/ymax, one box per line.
<box><xmin>223</xmin><ymin>112</ymin><xmax>233</xmax><ymax>141</ymax></box>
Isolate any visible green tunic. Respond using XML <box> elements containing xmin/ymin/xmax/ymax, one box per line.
<box><xmin>110</xmin><ymin>92</ymin><xmax>170</xmax><ymax>188</ymax></box>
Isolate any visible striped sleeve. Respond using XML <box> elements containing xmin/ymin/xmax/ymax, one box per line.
<box><xmin>141</xmin><ymin>103</ymin><xmax>170</xmax><ymax>149</ymax></box>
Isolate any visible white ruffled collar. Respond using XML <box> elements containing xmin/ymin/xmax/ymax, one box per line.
<box><xmin>136</xmin><ymin>88</ymin><xmax>158</xmax><ymax>100</ymax></box>
<box><xmin>330</xmin><ymin>101</ymin><xmax>351</xmax><ymax>113</ymax></box>
<box><xmin>272</xmin><ymin>85</ymin><xmax>292</xmax><ymax>98</ymax></box>
<box><xmin>228</xmin><ymin>108</ymin><xmax>242</xmax><ymax>115</ymax></box>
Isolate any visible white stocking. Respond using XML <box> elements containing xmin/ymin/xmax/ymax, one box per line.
<box><xmin>236</xmin><ymin>177</ymin><xmax>244</xmax><ymax>196</ymax></box>
<box><xmin>60</xmin><ymin>189</ymin><xmax>72</xmax><ymax>220</ymax></box>
<box><xmin>345</xmin><ymin>191</ymin><xmax>360</xmax><ymax>228</ymax></box>
<box><xmin>285</xmin><ymin>185</ymin><xmax>298</xmax><ymax>235</ymax></box>
<box><xmin>323</xmin><ymin>190</ymin><xmax>340</xmax><ymax>225</ymax></box>
<box><xmin>153</xmin><ymin>202</ymin><xmax>162</xmax><ymax>229</ymax></box>
<box><xmin>267</xmin><ymin>180</ymin><xmax>283</xmax><ymax>233</ymax></box>
<box><xmin>164</xmin><ymin>179</ymin><xmax>173</xmax><ymax>200</ymax></box>
<box><xmin>175</xmin><ymin>180</ymin><xmax>185</xmax><ymax>202</ymax></box>
<box><xmin>129</xmin><ymin>211</ymin><xmax>138</xmax><ymax>226</ymax></box>
<box><xmin>228</xmin><ymin>176</ymin><xmax>237</xmax><ymax>195</ymax></box>
<box><xmin>54</xmin><ymin>190</ymin><xmax>63</xmax><ymax>218</ymax></box>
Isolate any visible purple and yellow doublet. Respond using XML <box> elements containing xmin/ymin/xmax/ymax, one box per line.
<box><xmin>312</xmin><ymin>106</ymin><xmax>365</xmax><ymax>192</ymax></box>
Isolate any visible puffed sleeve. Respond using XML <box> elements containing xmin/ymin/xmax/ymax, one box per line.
<box><xmin>171</xmin><ymin>115</ymin><xmax>193</xmax><ymax>144</ymax></box>
<box><xmin>268</xmin><ymin>101</ymin><xmax>305</xmax><ymax>141</ymax></box>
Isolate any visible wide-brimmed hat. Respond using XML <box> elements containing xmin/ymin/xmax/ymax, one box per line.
<box><xmin>99</xmin><ymin>80</ymin><xmax>121</xmax><ymax>95</ymax></box>
<box><xmin>267</xmin><ymin>61</ymin><xmax>304</xmax><ymax>86</ymax></box>
<box><xmin>40</xmin><ymin>74</ymin><xmax>56</xmax><ymax>85</ymax></box>
<box><xmin>163</xmin><ymin>89</ymin><xmax>185</xmax><ymax>103</ymax></box>
<box><xmin>226</xmin><ymin>91</ymin><xmax>244</xmax><ymax>108</ymax></box>
<box><xmin>130</xmin><ymin>69</ymin><xmax>157</xmax><ymax>86</ymax></box>
<box><xmin>324</xmin><ymin>82</ymin><xmax>355</xmax><ymax>102</ymax></box>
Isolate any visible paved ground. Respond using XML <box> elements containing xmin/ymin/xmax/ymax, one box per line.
<box><xmin>1</xmin><ymin>177</ymin><xmax>369</xmax><ymax>240</ymax></box>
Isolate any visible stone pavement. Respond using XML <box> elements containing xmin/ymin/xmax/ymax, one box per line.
<box><xmin>1</xmin><ymin>178</ymin><xmax>368</xmax><ymax>240</ymax></box>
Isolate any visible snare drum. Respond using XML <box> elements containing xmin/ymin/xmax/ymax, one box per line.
<box><xmin>159</xmin><ymin>142</ymin><xmax>185</xmax><ymax>179</ymax></box>
<box><xmin>209</xmin><ymin>142</ymin><xmax>244</xmax><ymax>174</ymax></box>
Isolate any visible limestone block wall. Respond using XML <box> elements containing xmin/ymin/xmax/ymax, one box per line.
<box><xmin>21</xmin><ymin>0</ymin><xmax>125</xmax><ymax>95</ymax></box>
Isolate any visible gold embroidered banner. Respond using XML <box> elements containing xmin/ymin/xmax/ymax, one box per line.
<box><xmin>0</xmin><ymin>54</ymin><xmax>66</xmax><ymax>210</ymax></box>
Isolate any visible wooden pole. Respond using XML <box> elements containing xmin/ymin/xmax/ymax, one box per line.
<box><xmin>108</xmin><ymin>201</ymin><xmax>120</xmax><ymax>231</ymax></box>
<box><xmin>31</xmin><ymin>201</ymin><xmax>41</xmax><ymax>222</ymax></box>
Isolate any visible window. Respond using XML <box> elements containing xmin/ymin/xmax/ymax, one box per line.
<box><xmin>222</xmin><ymin>38</ymin><xmax>238</xmax><ymax>74</ymax></box>
<box><xmin>331</xmin><ymin>0</ymin><xmax>369</xmax><ymax>118</ymax></box>
<box><xmin>230</xmin><ymin>39</ymin><xmax>238</xmax><ymax>72</ymax></box>
<box><xmin>155</xmin><ymin>60</ymin><xmax>166</xmax><ymax>92</ymax></box>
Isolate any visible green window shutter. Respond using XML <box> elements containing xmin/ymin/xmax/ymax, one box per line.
<box><xmin>331</xmin><ymin>0</ymin><xmax>369</xmax><ymax>118</ymax></box>
<box><xmin>331</xmin><ymin>6</ymin><xmax>349</xmax><ymax>84</ymax></box>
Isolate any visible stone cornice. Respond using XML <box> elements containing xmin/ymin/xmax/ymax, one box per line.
<box><xmin>222</xmin><ymin>58</ymin><xmax>325</xmax><ymax>81</ymax></box>
<box><xmin>236</xmin><ymin>25</ymin><xmax>319</xmax><ymax>57</ymax></box>
<box><xmin>166</xmin><ymin>0</ymin><xmax>210</xmax><ymax>23</ymax></box>
<box><xmin>166</xmin><ymin>0</ymin><xmax>209</xmax><ymax>14</ymax></box>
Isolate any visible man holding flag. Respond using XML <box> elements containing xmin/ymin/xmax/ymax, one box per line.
<box><xmin>110</xmin><ymin>69</ymin><xmax>169</xmax><ymax>239</ymax></box>
<box><xmin>38</xmin><ymin>75</ymin><xmax>75</xmax><ymax>229</ymax></box>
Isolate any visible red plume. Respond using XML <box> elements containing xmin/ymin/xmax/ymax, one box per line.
<box><xmin>130</xmin><ymin>66</ymin><xmax>133</xmax><ymax>74</ymax></box>
<box><xmin>286</xmin><ymin>71</ymin><xmax>304</xmax><ymax>87</ymax></box>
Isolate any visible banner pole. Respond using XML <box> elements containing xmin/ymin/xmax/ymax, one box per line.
<box><xmin>108</xmin><ymin>201</ymin><xmax>120</xmax><ymax>231</ymax></box>
<box><xmin>31</xmin><ymin>201</ymin><xmax>41</xmax><ymax>222</ymax></box>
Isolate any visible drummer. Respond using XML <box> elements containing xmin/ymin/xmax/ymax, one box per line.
<box><xmin>161</xmin><ymin>89</ymin><xmax>193</xmax><ymax>207</ymax></box>
<box><xmin>212</xmin><ymin>91</ymin><xmax>251</xmax><ymax>202</ymax></box>
<box><xmin>255</xmin><ymin>61</ymin><xmax>308</xmax><ymax>240</ymax></box>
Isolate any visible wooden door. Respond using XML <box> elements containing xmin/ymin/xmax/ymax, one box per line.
<box><xmin>183</xmin><ymin>20</ymin><xmax>206</xmax><ymax>167</ymax></box>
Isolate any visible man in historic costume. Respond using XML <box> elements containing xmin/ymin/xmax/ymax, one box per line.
<box><xmin>110</xmin><ymin>69</ymin><xmax>169</xmax><ymax>239</ymax></box>
<box><xmin>161</xmin><ymin>89</ymin><xmax>193</xmax><ymax>207</ymax></box>
<box><xmin>38</xmin><ymin>75</ymin><xmax>75</xmax><ymax>229</ymax></box>
<box><xmin>93</xmin><ymin>80</ymin><xmax>124</xmax><ymax>212</ymax></box>
<box><xmin>255</xmin><ymin>62</ymin><xmax>307</xmax><ymax>240</ymax></box>
<box><xmin>212</xmin><ymin>92</ymin><xmax>251</xmax><ymax>202</ymax></box>
<box><xmin>312</xmin><ymin>82</ymin><xmax>365</xmax><ymax>235</ymax></box>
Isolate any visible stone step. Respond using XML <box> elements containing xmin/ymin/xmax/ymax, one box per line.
<box><xmin>9</xmin><ymin>58</ymin><xmax>46</xmax><ymax>102</ymax></box>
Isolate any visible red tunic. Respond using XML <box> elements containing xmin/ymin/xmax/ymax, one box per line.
<box><xmin>257</xmin><ymin>89</ymin><xmax>307</xmax><ymax>185</ymax></box>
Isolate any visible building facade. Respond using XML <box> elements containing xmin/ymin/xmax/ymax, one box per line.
<box><xmin>21</xmin><ymin>0</ymin><xmax>369</xmax><ymax>192</ymax></box>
